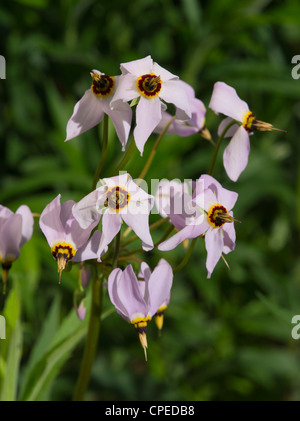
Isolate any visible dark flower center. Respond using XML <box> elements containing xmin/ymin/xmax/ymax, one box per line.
<box><xmin>137</xmin><ymin>73</ymin><xmax>162</xmax><ymax>97</ymax></box>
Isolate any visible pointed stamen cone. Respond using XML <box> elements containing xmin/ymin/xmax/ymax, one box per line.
<box><xmin>149</xmin><ymin>75</ymin><xmax>161</xmax><ymax>88</ymax></box>
<box><xmin>219</xmin><ymin>212</ymin><xmax>241</xmax><ymax>224</ymax></box>
<box><xmin>183</xmin><ymin>238</ymin><xmax>189</xmax><ymax>249</ymax></box>
<box><xmin>138</xmin><ymin>331</ymin><xmax>148</xmax><ymax>361</ymax></box>
<box><xmin>155</xmin><ymin>313</ymin><xmax>164</xmax><ymax>334</ymax></box>
<box><xmin>200</xmin><ymin>127</ymin><xmax>212</xmax><ymax>140</ymax></box>
<box><xmin>253</xmin><ymin>120</ymin><xmax>286</xmax><ymax>133</ymax></box>
<box><xmin>57</xmin><ymin>256</ymin><xmax>67</xmax><ymax>284</ymax></box>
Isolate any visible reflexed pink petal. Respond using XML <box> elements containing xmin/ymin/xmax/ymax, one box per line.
<box><xmin>209</xmin><ymin>82</ymin><xmax>249</xmax><ymax>122</ymax></box>
<box><xmin>101</xmin><ymin>212</ymin><xmax>122</xmax><ymax>250</ymax></box>
<box><xmin>108</xmin><ymin>265</ymin><xmax>148</xmax><ymax>322</ymax></box>
<box><xmin>158</xmin><ymin>223</ymin><xmax>207</xmax><ymax>251</ymax></box>
<box><xmin>200</xmin><ymin>174</ymin><xmax>238</xmax><ymax>211</ymax></box>
<box><xmin>121</xmin><ymin>212</ymin><xmax>154</xmax><ymax>251</ymax></box>
<box><xmin>103</xmin><ymin>100</ymin><xmax>132</xmax><ymax>150</ymax></box>
<box><xmin>16</xmin><ymin>205</ymin><xmax>34</xmax><ymax>247</ymax></box>
<box><xmin>217</xmin><ymin>117</ymin><xmax>239</xmax><ymax>138</ymax></box>
<box><xmin>107</xmin><ymin>268</ymin><xmax>129</xmax><ymax>320</ymax></box>
<box><xmin>72</xmin><ymin>189</ymin><xmax>105</xmax><ymax>229</ymax></box>
<box><xmin>0</xmin><ymin>214</ymin><xmax>23</xmax><ymax>260</ymax></box>
<box><xmin>138</xmin><ymin>262</ymin><xmax>151</xmax><ymax>282</ymax></box>
<box><xmin>160</xmin><ymin>79</ymin><xmax>191</xmax><ymax>121</ymax></box>
<box><xmin>222</xmin><ymin>220</ymin><xmax>236</xmax><ymax>254</ymax></box>
<box><xmin>72</xmin><ymin>230</ymin><xmax>103</xmax><ymax>262</ymax></box>
<box><xmin>223</xmin><ymin>125</ymin><xmax>250</xmax><ymax>182</ymax></box>
<box><xmin>65</xmin><ymin>89</ymin><xmax>104</xmax><ymax>141</ymax></box>
<box><xmin>110</xmin><ymin>74</ymin><xmax>139</xmax><ymax>107</ymax></box>
<box><xmin>147</xmin><ymin>259</ymin><xmax>173</xmax><ymax>317</ymax></box>
<box><xmin>39</xmin><ymin>195</ymin><xmax>65</xmax><ymax>247</ymax></box>
<box><xmin>152</xmin><ymin>62</ymin><xmax>178</xmax><ymax>82</ymax></box>
<box><xmin>205</xmin><ymin>228</ymin><xmax>224</xmax><ymax>278</ymax></box>
<box><xmin>134</xmin><ymin>96</ymin><xmax>162</xmax><ymax>155</ymax></box>
<box><xmin>120</xmin><ymin>55</ymin><xmax>153</xmax><ymax>76</ymax></box>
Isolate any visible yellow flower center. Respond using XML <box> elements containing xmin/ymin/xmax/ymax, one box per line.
<box><xmin>137</xmin><ymin>73</ymin><xmax>162</xmax><ymax>98</ymax></box>
<box><xmin>207</xmin><ymin>204</ymin><xmax>234</xmax><ymax>228</ymax></box>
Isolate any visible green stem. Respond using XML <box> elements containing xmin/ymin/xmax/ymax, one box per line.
<box><xmin>72</xmin><ymin>272</ymin><xmax>103</xmax><ymax>401</ymax></box>
<box><xmin>137</xmin><ymin>117</ymin><xmax>174</xmax><ymax>182</ymax></box>
<box><xmin>174</xmin><ymin>238</ymin><xmax>197</xmax><ymax>274</ymax></box>
<box><xmin>208</xmin><ymin>120</ymin><xmax>237</xmax><ymax>176</ymax></box>
<box><xmin>112</xmin><ymin>136</ymin><xmax>136</xmax><ymax>176</ymax></box>
<box><xmin>92</xmin><ymin>114</ymin><xmax>109</xmax><ymax>190</ymax></box>
<box><xmin>112</xmin><ymin>231</ymin><xmax>121</xmax><ymax>270</ymax></box>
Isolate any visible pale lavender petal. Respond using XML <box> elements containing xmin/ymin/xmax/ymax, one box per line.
<box><xmin>217</xmin><ymin>117</ymin><xmax>239</xmax><ymax>138</ymax></box>
<box><xmin>152</xmin><ymin>62</ymin><xmax>178</xmax><ymax>82</ymax></box>
<box><xmin>0</xmin><ymin>206</ymin><xmax>13</xmax><ymax>229</ymax></box>
<box><xmin>200</xmin><ymin>174</ymin><xmax>238</xmax><ymax>211</ymax></box>
<box><xmin>72</xmin><ymin>230</ymin><xmax>103</xmax><ymax>262</ymax></box>
<box><xmin>39</xmin><ymin>195</ymin><xmax>65</xmax><ymax>247</ymax></box>
<box><xmin>121</xmin><ymin>212</ymin><xmax>154</xmax><ymax>251</ymax></box>
<box><xmin>138</xmin><ymin>262</ymin><xmax>151</xmax><ymax>282</ymax></box>
<box><xmin>209</xmin><ymin>81</ymin><xmax>249</xmax><ymax>122</ymax></box>
<box><xmin>205</xmin><ymin>228</ymin><xmax>224</xmax><ymax>278</ymax></box>
<box><xmin>65</xmin><ymin>213</ymin><xmax>99</xmax><ymax>250</ymax></box>
<box><xmin>147</xmin><ymin>259</ymin><xmax>173</xmax><ymax>316</ymax></box>
<box><xmin>65</xmin><ymin>89</ymin><xmax>104</xmax><ymax>141</ymax></box>
<box><xmin>158</xmin><ymin>222</ymin><xmax>208</xmax><ymax>251</ymax></box>
<box><xmin>223</xmin><ymin>125</ymin><xmax>250</xmax><ymax>182</ymax></box>
<box><xmin>222</xmin><ymin>221</ymin><xmax>236</xmax><ymax>254</ymax></box>
<box><xmin>101</xmin><ymin>212</ymin><xmax>122</xmax><ymax>249</ymax></box>
<box><xmin>120</xmin><ymin>55</ymin><xmax>153</xmax><ymax>76</ymax></box>
<box><xmin>108</xmin><ymin>265</ymin><xmax>148</xmax><ymax>322</ymax></box>
<box><xmin>72</xmin><ymin>189</ymin><xmax>105</xmax><ymax>229</ymax></box>
<box><xmin>134</xmin><ymin>96</ymin><xmax>162</xmax><ymax>155</ymax></box>
<box><xmin>0</xmin><ymin>214</ymin><xmax>23</xmax><ymax>260</ymax></box>
<box><xmin>103</xmin><ymin>100</ymin><xmax>132</xmax><ymax>150</ymax></box>
<box><xmin>160</xmin><ymin>80</ymin><xmax>191</xmax><ymax>121</ymax></box>
<box><xmin>59</xmin><ymin>200</ymin><xmax>75</xmax><ymax>227</ymax></box>
<box><xmin>16</xmin><ymin>205</ymin><xmax>34</xmax><ymax>247</ymax></box>
<box><xmin>107</xmin><ymin>268</ymin><xmax>129</xmax><ymax>320</ymax></box>
<box><xmin>110</xmin><ymin>74</ymin><xmax>139</xmax><ymax>108</ymax></box>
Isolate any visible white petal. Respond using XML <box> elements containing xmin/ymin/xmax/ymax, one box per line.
<box><xmin>223</xmin><ymin>125</ymin><xmax>250</xmax><ymax>182</ymax></box>
<box><xmin>134</xmin><ymin>96</ymin><xmax>162</xmax><ymax>155</ymax></box>
<box><xmin>121</xmin><ymin>212</ymin><xmax>154</xmax><ymax>251</ymax></box>
<box><xmin>120</xmin><ymin>55</ymin><xmax>153</xmax><ymax>76</ymax></box>
<box><xmin>209</xmin><ymin>81</ymin><xmax>249</xmax><ymax>122</ymax></box>
<box><xmin>205</xmin><ymin>228</ymin><xmax>224</xmax><ymax>278</ymax></box>
<box><xmin>65</xmin><ymin>89</ymin><xmax>104</xmax><ymax>141</ymax></box>
<box><xmin>160</xmin><ymin>80</ymin><xmax>191</xmax><ymax>121</ymax></box>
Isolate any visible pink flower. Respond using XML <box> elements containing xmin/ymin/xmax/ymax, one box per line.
<box><xmin>209</xmin><ymin>82</ymin><xmax>282</xmax><ymax>181</ymax></box>
<box><xmin>72</xmin><ymin>173</ymin><xmax>154</xmax><ymax>259</ymax></box>
<box><xmin>159</xmin><ymin>175</ymin><xmax>238</xmax><ymax>278</ymax></box>
<box><xmin>154</xmin><ymin>81</ymin><xmax>206</xmax><ymax>137</ymax></box>
<box><xmin>107</xmin><ymin>259</ymin><xmax>173</xmax><ymax>359</ymax></box>
<box><xmin>111</xmin><ymin>55</ymin><xmax>191</xmax><ymax>155</ymax></box>
<box><xmin>0</xmin><ymin>204</ymin><xmax>34</xmax><ymax>293</ymax></box>
<box><xmin>39</xmin><ymin>194</ymin><xmax>103</xmax><ymax>283</ymax></box>
<box><xmin>65</xmin><ymin>70</ymin><xmax>132</xmax><ymax>151</ymax></box>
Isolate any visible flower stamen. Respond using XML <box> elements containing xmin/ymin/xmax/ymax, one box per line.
<box><xmin>137</xmin><ymin>73</ymin><xmax>162</xmax><ymax>98</ymax></box>
<box><xmin>51</xmin><ymin>242</ymin><xmax>76</xmax><ymax>283</ymax></box>
<box><xmin>242</xmin><ymin>111</ymin><xmax>285</xmax><ymax>133</ymax></box>
<box><xmin>90</xmin><ymin>71</ymin><xmax>114</xmax><ymax>97</ymax></box>
<box><xmin>207</xmin><ymin>204</ymin><xmax>239</xmax><ymax>228</ymax></box>
<box><xmin>105</xmin><ymin>186</ymin><xmax>130</xmax><ymax>211</ymax></box>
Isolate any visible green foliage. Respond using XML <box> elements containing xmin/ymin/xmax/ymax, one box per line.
<box><xmin>0</xmin><ymin>0</ymin><xmax>300</xmax><ymax>401</ymax></box>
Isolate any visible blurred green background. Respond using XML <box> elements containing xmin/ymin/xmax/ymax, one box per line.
<box><xmin>1</xmin><ymin>0</ymin><xmax>300</xmax><ymax>401</ymax></box>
